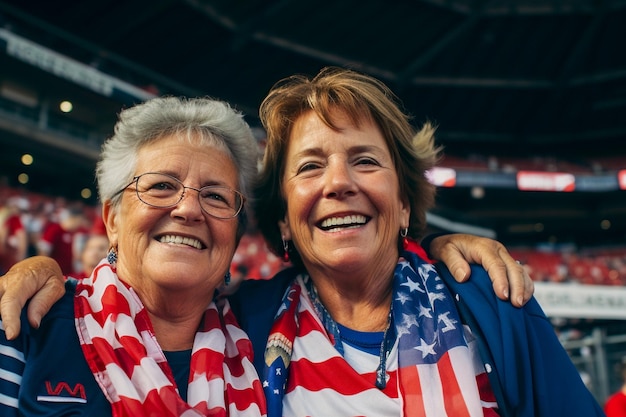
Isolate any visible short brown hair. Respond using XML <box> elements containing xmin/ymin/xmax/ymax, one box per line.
<box><xmin>254</xmin><ymin>67</ymin><xmax>441</xmax><ymax>263</ymax></box>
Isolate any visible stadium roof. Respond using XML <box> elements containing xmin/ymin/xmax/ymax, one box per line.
<box><xmin>0</xmin><ymin>0</ymin><xmax>625</xmax><ymax>247</ymax></box>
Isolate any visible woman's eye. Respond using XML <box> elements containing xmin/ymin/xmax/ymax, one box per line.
<box><xmin>356</xmin><ymin>157</ymin><xmax>379</xmax><ymax>166</ymax></box>
<box><xmin>297</xmin><ymin>162</ymin><xmax>321</xmax><ymax>173</ymax></box>
<box><xmin>206</xmin><ymin>192</ymin><xmax>226</xmax><ymax>202</ymax></box>
<box><xmin>152</xmin><ymin>182</ymin><xmax>176</xmax><ymax>190</ymax></box>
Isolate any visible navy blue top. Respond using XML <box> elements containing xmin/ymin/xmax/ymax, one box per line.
<box><xmin>229</xmin><ymin>260</ymin><xmax>606</xmax><ymax>417</ymax></box>
<box><xmin>0</xmin><ymin>258</ymin><xmax>605</xmax><ymax>416</ymax></box>
<box><xmin>0</xmin><ymin>286</ymin><xmax>192</xmax><ymax>416</ymax></box>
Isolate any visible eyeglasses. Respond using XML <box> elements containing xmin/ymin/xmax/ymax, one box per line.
<box><xmin>114</xmin><ymin>172</ymin><xmax>245</xmax><ymax>219</ymax></box>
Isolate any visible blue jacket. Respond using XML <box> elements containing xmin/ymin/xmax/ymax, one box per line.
<box><xmin>439</xmin><ymin>263</ymin><xmax>604</xmax><ymax>416</ymax></box>
<box><xmin>1</xmin><ymin>260</ymin><xmax>604</xmax><ymax>416</ymax></box>
<box><xmin>231</xmin><ymin>261</ymin><xmax>605</xmax><ymax>416</ymax></box>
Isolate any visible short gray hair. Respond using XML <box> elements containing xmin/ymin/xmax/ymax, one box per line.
<box><xmin>97</xmin><ymin>96</ymin><xmax>259</xmax><ymax>208</ymax></box>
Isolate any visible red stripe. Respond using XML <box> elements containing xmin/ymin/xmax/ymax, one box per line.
<box><xmin>225</xmin><ymin>380</ymin><xmax>267</xmax><ymax>415</ymax></box>
<box><xmin>296</xmin><ymin>309</ymin><xmax>327</xmax><ymax>337</ymax></box>
<box><xmin>288</xmin><ymin>356</ymin><xmax>373</xmax><ymax>395</ymax></box>
<box><xmin>191</xmin><ymin>347</ymin><xmax>225</xmax><ymax>381</ymax></box>
<box><xmin>476</xmin><ymin>370</ymin><xmax>497</xmax><ymax>403</ymax></box>
<box><xmin>438</xmin><ymin>352</ymin><xmax>472</xmax><ymax>417</ymax></box>
<box><xmin>399</xmin><ymin>365</ymin><xmax>426</xmax><ymax>416</ymax></box>
<box><xmin>232</xmin><ymin>333</ymin><xmax>255</xmax><ymax>361</ymax></box>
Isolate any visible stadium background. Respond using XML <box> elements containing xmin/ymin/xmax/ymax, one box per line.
<box><xmin>0</xmin><ymin>0</ymin><xmax>625</xmax><ymax>405</ymax></box>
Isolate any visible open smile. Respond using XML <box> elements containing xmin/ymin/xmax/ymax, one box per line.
<box><xmin>318</xmin><ymin>214</ymin><xmax>369</xmax><ymax>232</ymax></box>
<box><xmin>157</xmin><ymin>234</ymin><xmax>206</xmax><ymax>249</ymax></box>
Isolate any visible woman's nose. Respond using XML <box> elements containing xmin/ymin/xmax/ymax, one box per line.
<box><xmin>171</xmin><ymin>188</ymin><xmax>205</xmax><ymax>221</ymax></box>
<box><xmin>324</xmin><ymin>161</ymin><xmax>358</xmax><ymax>198</ymax></box>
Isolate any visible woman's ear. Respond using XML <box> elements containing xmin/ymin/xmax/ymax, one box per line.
<box><xmin>278</xmin><ymin>215</ymin><xmax>291</xmax><ymax>241</ymax></box>
<box><xmin>400</xmin><ymin>195</ymin><xmax>411</xmax><ymax>230</ymax></box>
<box><xmin>102</xmin><ymin>201</ymin><xmax>118</xmax><ymax>247</ymax></box>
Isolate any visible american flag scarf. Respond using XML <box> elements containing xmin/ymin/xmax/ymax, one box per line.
<box><xmin>263</xmin><ymin>251</ymin><xmax>498</xmax><ymax>417</ymax></box>
<box><xmin>74</xmin><ymin>260</ymin><xmax>267</xmax><ymax>417</ymax></box>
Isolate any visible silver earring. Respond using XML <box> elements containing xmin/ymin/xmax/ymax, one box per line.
<box><xmin>224</xmin><ymin>271</ymin><xmax>231</xmax><ymax>286</ymax></box>
<box><xmin>282</xmin><ymin>237</ymin><xmax>290</xmax><ymax>262</ymax></box>
<box><xmin>400</xmin><ymin>228</ymin><xmax>408</xmax><ymax>237</ymax></box>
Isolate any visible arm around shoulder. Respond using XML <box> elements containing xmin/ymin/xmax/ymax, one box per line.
<box><xmin>439</xmin><ymin>263</ymin><xmax>605</xmax><ymax>416</ymax></box>
<box><xmin>0</xmin><ymin>256</ymin><xmax>66</xmax><ymax>339</ymax></box>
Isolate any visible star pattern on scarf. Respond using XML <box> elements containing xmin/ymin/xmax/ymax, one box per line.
<box><xmin>393</xmin><ymin>257</ymin><xmax>467</xmax><ymax>365</ymax></box>
<box><xmin>415</xmin><ymin>338</ymin><xmax>437</xmax><ymax>358</ymax></box>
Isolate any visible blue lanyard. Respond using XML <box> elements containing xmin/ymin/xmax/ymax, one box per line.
<box><xmin>303</xmin><ymin>276</ymin><xmax>395</xmax><ymax>389</ymax></box>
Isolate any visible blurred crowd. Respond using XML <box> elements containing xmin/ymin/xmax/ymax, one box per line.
<box><xmin>2</xmin><ymin>183</ymin><xmax>625</xmax><ymax>285</ymax></box>
<box><xmin>511</xmin><ymin>247</ymin><xmax>626</xmax><ymax>286</ymax></box>
<box><xmin>0</xmin><ymin>184</ymin><xmax>285</xmax><ymax>281</ymax></box>
<box><xmin>0</xmin><ymin>185</ymin><xmax>105</xmax><ymax>277</ymax></box>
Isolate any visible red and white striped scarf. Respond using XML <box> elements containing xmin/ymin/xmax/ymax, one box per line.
<box><xmin>74</xmin><ymin>260</ymin><xmax>267</xmax><ymax>417</ymax></box>
<box><xmin>263</xmin><ymin>251</ymin><xmax>499</xmax><ymax>417</ymax></box>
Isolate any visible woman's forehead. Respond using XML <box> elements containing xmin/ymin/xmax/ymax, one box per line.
<box><xmin>135</xmin><ymin>136</ymin><xmax>238</xmax><ymax>181</ymax></box>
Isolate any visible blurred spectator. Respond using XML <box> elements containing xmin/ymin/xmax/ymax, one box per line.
<box><xmin>24</xmin><ymin>201</ymin><xmax>51</xmax><ymax>257</ymax></box>
<box><xmin>230</xmin><ymin>230</ymin><xmax>283</xmax><ymax>280</ymax></box>
<box><xmin>73</xmin><ymin>232</ymin><xmax>109</xmax><ymax>278</ymax></box>
<box><xmin>0</xmin><ymin>197</ymin><xmax>29</xmax><ymax>274</ymax></box>
<box><xmin>605</xmin><ymin>359</ymin><xmax>626</xmax><ymax>416</ymax></box>
<box><xmin>37</xmin><ymin>203</ymin><xmax>89</xmax><ymax>274</ymax></box>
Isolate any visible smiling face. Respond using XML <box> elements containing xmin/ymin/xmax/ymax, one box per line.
<box><xmin>279</xmin><ymin>110</ymin><xmax>410</xmax><ymax>279</ymax></box>
<box><xmin>104</xmin><ymin>134</ymin><xmax>240</xmax><ymax>300</ymax></box>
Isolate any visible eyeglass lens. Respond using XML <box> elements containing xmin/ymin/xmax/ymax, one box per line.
<box><xmin>135</xmin><ymin>173</ymin><xmax>242</xmax><ymax>218</ymax></box>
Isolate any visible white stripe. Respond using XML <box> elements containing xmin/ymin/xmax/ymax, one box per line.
<box><xmin>481</xmin><ymin>400</ymin><xmax>499</xmax><ymax>408</ymax></box>
<box><xmin>227</xmin><ymin>401</ymin><xmax>266</xmax><ymax>417</ymax></box>
<box><xmin>100</xmin><ymin>359</ymin><xmax>172</xmax><ymax>402</ymax></box>
<box><xmin>139</xmin><ymin>329</ymin><xmax>167</xmax><ymax>362</ymax></box>
<box><xmin>416</xmin><ymin>362</ymin><xmax>447</xmax><ymax>417</ymax></box>
<box><xmin>104</xmin><ymin>313</ymin><xmax>139</xmax><ymax>340</ymax></box>
<box><xmin>227</xmin><ymin>360</ymin><xmax>260</xmax><ymax>390</ymax></box>
<box><xmin>0</xmin><ymin>368</ymin><xmax>22</xmax><ymax>384</ymax></box>
<box><xmin>0</xmin><ymin>392</ymin><xmax>18</xmax><ymax>408</ymax></box>
<box><xmin>225</xmin><ymin>321</ymin><xmax>250</xmax><ymax>345</ymax></box>
<box><xmin>36</xmin><ymin>395</ymin><xmax>87</xmax><ymax>403</ymax></box>
<box><xmin>179</xmin><ymin>410</ymin><xmax>203</xmax><ymax>417</ymax></box>
<box><xmin>187</xmin><ymin>376</ymin><xmax>225</xmax><ymax>411</ymax></box>
<box><xmin>284</xmin><ymin>385</ymin><xmax>400</xmax><ymax>417</ymax></box>
<box><xmin>291</xmin><ymin>330</ymin><xmax>342</xmax><ymax>363</ymax></box>
<box><xmin>447</xmin><ymin>346</ymin><xmax>485</xmax><ymax>416</ymax></box>
<box><xmin>193</xmin><ymin>326</ymin><xmax>225</xmax><ymax>353</ymax></box>
<box><xmin>341</xmin><ymin>340</ymin><xmax>399</xmax><ymax>374</ymax></box>
<box><xmin>0</xmin><ymin>345</ymin><xmax>25</xmax><ymax>362</ymax></box>
<box><xmin>126</xmin><ymin>358</ymin><xmax>173</xmax><ymax>400</ymax></box>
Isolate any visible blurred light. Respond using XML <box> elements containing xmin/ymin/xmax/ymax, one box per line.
<box><xmin>17</xmin><ymin>173</ymin><xmax>29</xmax><ymax>184</ymax></box>
<box><xmin>470</xmin><ymin>186</ymin><xmax>485</xmax><ymax>199</ymax></box>
<box><xmin>0</xmin><ymin>83</ymin><xmax>38</xmax><ymax>107</ymax></box>
<box><xmin>534</xmin><ymin>223</ymin><xmax>544</xmax><ymax>232</ymax></box>
<box><xmin>600</xmin><ymin>219</ymin><xmax>611</xmax><ymax>230</ymax></box>
<box><xmin>81</xmin><ymin>188</ymin><xmax>92</xmax><ymax>199</ymax></box>
<box><xmin>60</xmin><ymin>100</ymin><xmax>73</xmax><ymax>113</ymax></box>
<box><xmin>21</xmin><ymin>153</ymin><xmax>33</xmax><ymax>165</ymax></box>
<box><xmin>508</xmin><ymin>223</ymin><xmax>539</xmax><ymax>233</ymax></box>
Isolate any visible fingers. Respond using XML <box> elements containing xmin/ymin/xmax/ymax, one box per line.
<box><xmin>428</xmin><ymin>234</ymin><xmax>535</xmax><ymax>307</ymax></box>
<box><xmin>0</xmin><ymin>256</ymin><xmax>65</xmax><ymax>340</ymax></box>
<box><xmin>507</xmin><ymin>258</ymin><xmax>534</xmax><ymax>308</ymax></box>
<box><xmin>0</xmin><ymin>289</ymin><xmax>25</xmax><ymax>341</ymax></box>
<box><xmin>27</xmin><ymin>277</ymin><xmax>66</xmax><ymax>329</ymax></box>
<box><xmin>429</xmin><ymin>234</ymin><xmax>473</xmax><ymax>282</ymax></box>
<box><xmin>479</xmin><ymin>242</ymin><xmax>534</xmax><ymax>307</ymax></box>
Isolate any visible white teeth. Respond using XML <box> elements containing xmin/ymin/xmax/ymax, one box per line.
<box><xmin>159</xmin><ymin>234</ymin><xmax>203</xmax><ymax>249</ymax></box>
<box><xmin>320</xmin><ymin>215</ymin><xmax>367</xmax><ymax>229</ymax></box>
